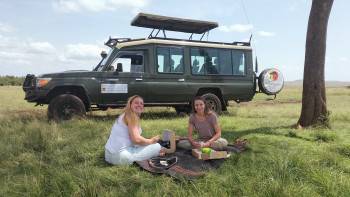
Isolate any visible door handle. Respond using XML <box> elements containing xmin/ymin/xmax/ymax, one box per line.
<box><xmin>135</xmin><ymin>78</ymin><xmax>143</xmax><ymax>81</ymax></box>
<box><xmin>178</xmin><ymin>78</ymin><xmax>185</xmax><ymax>82</ymax></box>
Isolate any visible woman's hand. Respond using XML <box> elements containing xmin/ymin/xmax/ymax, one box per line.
<box><xmin>150</xmin><ymin>135</ymin><xmax>160</xmax><ymax>144</ymax></box>
<box><xmin>191</xmin><ymin>141</ymin><xmax>201</xmax><ymax>148</ymax></box>
<box><xmin>159</xmin><ymin>148</ymin><xmax>166</xmax><ymax>156</ymax></box>
<box><xmin>202</xmin><ymin>141</ymin><xmax>211</xmax><ymax>148</ymax></box>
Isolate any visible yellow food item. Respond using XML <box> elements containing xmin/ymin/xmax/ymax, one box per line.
<box><xmin>201</xmin><ymin>147</ymin><xmax>212</xmax><ymax>154</ymax></box>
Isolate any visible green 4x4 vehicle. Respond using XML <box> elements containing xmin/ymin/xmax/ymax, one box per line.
<box><xmin>23</xmin><ymin>13</ymin><xmax>284</xmax><ymax>121</ymax></box>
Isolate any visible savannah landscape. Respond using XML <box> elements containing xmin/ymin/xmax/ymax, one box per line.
<box><xmin>0</xmin><ymin>84</ymin><xmax>349</xmax><ymax>196</ymax></box>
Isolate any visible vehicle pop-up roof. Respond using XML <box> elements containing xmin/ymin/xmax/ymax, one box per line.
<box><xmin>131</xmin><ymin>12</ymin><xmax>218</xmax><ymax>34</ymax></box>
<box><xmin>105</xmin><ymin>13</ymin><xmax>250</xmax><ymax>48</ymax></box>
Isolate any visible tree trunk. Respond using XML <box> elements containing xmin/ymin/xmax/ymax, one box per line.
<box><xmin>298</xmin><ymin>0</ymin><xmax>334</xmax><ymax>127</ymax></box>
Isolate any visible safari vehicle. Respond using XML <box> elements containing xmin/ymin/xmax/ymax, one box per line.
<box><xmin>23</xmin><ymin>13</ymin><xmax>284</xmax><ymax>121</ymax></box>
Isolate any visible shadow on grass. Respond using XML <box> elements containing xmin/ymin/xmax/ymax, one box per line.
<box><xmin>222</xmin><ymin>126</ymin><xmax>313</xmax><ymax>143</ymax></box>
<box><xmin>142</xmin><ymin>111</ymin><xmax>181</xmax><ymax>120</ymax></box>
<box><xmin>1</xmin><ymin>109</ymin><xmax>46</xmax><ymax>123</ymax></box>
<box><xmin>86</xmin><ymin>110</ymin><xmax>182</xmax><ymax>121</ymax></box>
<box><xmin>85</xmin><ymin>114</ymin><xmax>118</xmax><ymax>122</ymax></box>
<box><xmin>93</xmin><ymin>150</ymin><xmax>114</xmax><ymax>168</ymax></box>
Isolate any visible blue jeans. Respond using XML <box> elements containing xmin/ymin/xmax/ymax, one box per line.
<box><xmin>105</xmin><ymin>143</ymin><xmax>161</xmax><ymax>165</ymax></box>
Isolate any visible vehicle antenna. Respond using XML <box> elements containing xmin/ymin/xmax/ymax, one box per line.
<box><xmin>240</xmin><ymin>0</ymin><xmax>259</xmax><ymax>73</ymax></box>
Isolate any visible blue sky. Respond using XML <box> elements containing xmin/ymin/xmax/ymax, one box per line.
<box><xmin>0</xmin><ymin>0</ymin><xmax>348</xmax><ymax>81</ymax></box>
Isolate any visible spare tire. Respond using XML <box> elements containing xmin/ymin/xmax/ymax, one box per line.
<box><xmin>48</xmin><ymin>94</ymin><xmax>86</xmax><ymax>121</ymax></box>
<box><xmin>258</xmin><ymin>68</ymin><xmax>284</xmax><ymax>95</ymax></box>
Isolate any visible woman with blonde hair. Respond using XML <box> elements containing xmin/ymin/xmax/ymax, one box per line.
<box><xmin>105</xmin><ymin>95</ymin><xmax>164</xmax><ymax>165</ymax></box>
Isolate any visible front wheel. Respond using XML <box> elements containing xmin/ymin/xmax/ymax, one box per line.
<box><xmin>201</xmin><ymin>93</ymin><xmax>222</xmax><ymax>114</ymax></box>
<box><xmin>48</xmin><ymin>94</ymin><xmax>86</xmax><ymax>121</ymax></box>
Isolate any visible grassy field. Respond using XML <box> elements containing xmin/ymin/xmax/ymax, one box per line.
<box><xmin>0</xmin><ymin>86</ymin><xmax>349</xmax><ymax>196</ymax></box>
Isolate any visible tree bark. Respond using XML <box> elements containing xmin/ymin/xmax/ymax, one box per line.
<box><xmin>298</xmin><ymin>0</ymin><xmax>334</xmax><ymax>127</ymax></box>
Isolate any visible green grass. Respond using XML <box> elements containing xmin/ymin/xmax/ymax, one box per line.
<box><xmin>1</xmin><ymin>86</ymin><xmax>350</xmax><ymax>196</ymax></box>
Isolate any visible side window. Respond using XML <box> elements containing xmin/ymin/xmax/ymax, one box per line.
<box><xmin>191</xmin><ymin>48</ymin><xmax>219</xmax><ymax>75</ymax></box>
<box><xmin>157</xmin><ymin>47</ymin><xmax>184</xmax><ymax>73</ymax></box>
<box><xmin>157</xmin><ymin>48</ymin><xmax>169</xmax><ymax>72</ymax></box>
<box><xmin>232</xmin><ymin>50</ymin><xmax>245</xmax><ymax>75</ymax></box>
<box><xmin>110</xmin><ymin>52</ymin><xmax>144</xmax><ymax>73</ymax></box>
<box><xmin>191</xmin><ymin>48</ymin><xmax>205</xmax><ymax>75</ymax></box>
<box><xmin>218</xmin><ymin>50</ymin><xmax>233</xmax><ymax>75</ymax></box>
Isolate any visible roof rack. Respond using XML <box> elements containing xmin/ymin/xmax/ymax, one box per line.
<box><xmin>105</xmin><ymin>37</ymin><xmax>131</xmax><ymax>48</ymax></box>
<box><xmin>232</xmin><ymin>34</ymin><xmax>252</xmax><ymax>46</ymax></box>
<box><xmin>131</xmin><ymin>13</ymin><xmax>218</xmax><ymax>40</ymax></box>
<box><xmin>232</xmin><ymin>41</ymin><xmax>251</xmax><ymax>46</ymax></box>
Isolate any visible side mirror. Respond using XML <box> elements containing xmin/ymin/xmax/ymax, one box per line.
<box><xmin>255</xmin><ymin>56</ymin><xmax>259</xmax><ymax>73</ymax></box>
<box><xmin>100</xmin><ymin>51</ymin><xmax>107</xmax><ymax>59</ymax></box>
<box><xmin>116</xmin><ymin>63</ymin><xmax>123</xmax><ymax>72</ymax></box>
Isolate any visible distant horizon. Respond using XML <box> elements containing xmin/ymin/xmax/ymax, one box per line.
<box><xmin>0</xmin><ymin>75</ymin><xmax>349</xmax><ymax>84</ymax></box>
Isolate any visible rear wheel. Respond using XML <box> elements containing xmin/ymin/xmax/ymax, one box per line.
<box><xmin>48</xmin><ymin>94</ymin><xmax>86</xmax><ymax>121</ymax></box>
<box><xmin>175</xmin><ymin>105</ymin><xmax>191</xmax><ymax>116</ymax></box>
<box><xmin>202</xmin><ymin>93</ymin><xmax>222</xmax><ymax>114</ymax></box>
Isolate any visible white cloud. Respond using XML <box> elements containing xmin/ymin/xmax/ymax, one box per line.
<box><xmin>53</xmin><ymin>0</ymin><xmax>148</xmax><ymax>12</ymax></box>
<box><xmin>258</xmin><ymin>31</ymin><xmax>276</xmax><ymax>37</ymax></box>
<box><xmin>0</xmin><ymin>35</ymin><xmax>56</xmax><ymax>62</ymax></box>
<box><xmin>0</xmin><ymin>51</ymin><xmax>30</xmax><ymax>60</ymax></box>
<box><xmin>0</xmin><ymin>22</ymin><xmax>15</xmax><ymax>33</ymax></box>
<box><xmin>0</xmin><ymin>33</ymin><xmax>106</xmax><ymax>76</ymax></box>
<box><xmin>218</xmin><ymin>24</ymin><xmax>253</xmax><ymax>33</ymax></box>
<box><xmin>63</xmin><ymin>43</ymin><xmax>104</xmax><ymax>60</ymax></box>
<box><xmin>54</xmin><ymin>0</ymin><xmax>80</xmax><ymax>12</ymax></box>
<box><xmin>339</xmin><ymin>57</ymin><xmax>349</xmax><ymax>62</ymax></box>
<box><xmin>288</xmin><ymin>0</ymin><xmax>309</xmax><ymax>12</ymax></box>
<box><xmin>28</xmin><ymin>42</ymin><xmax>56</xmax><ymax>54</ymax></box>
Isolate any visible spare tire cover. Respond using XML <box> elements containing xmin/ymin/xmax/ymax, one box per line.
<box><xmin>258</xmin><ymin>68</ymin><xmax>284</xmax><ymax>95</ymax></box>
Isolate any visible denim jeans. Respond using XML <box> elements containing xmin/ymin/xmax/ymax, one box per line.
<box><xmin>105</xmin><ymin>143</ymin><xmax>161</xmax><ymax>165</ymax></box>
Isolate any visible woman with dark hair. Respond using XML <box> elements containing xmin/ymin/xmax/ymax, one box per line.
<box><xmin>105</xmin><ymin>95</ymin><xmax>165</xmax><ymax>165</ymax></box>
<box><xmin>177</xmin><ymin>96</ymin><xmax>228</xmax><ymax>150</ymax></box>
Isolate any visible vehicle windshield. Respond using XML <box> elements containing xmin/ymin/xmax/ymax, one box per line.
<box><xmin>94</xmin><ymin>48</ymin><xmax>114</xmax><ymax>71</ymax></box>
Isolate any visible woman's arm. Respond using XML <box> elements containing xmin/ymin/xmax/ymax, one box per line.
<box><xmin>204</xmin><ymin>121</ymin><xmax>221</xmax><ymax>147</ymax></box>
<box><xmin>188</xmin><ymin>123</ymin><xmax>200</xmax><ymax>148</ymax></box>
<box><xmin>128</xmin><ymin>124</ymin><xmax>159</xmax><ymax>145</ymax></box>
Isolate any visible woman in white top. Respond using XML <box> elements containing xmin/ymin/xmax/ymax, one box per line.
<box><xmin>105</xmin><ymin>95</ymin><xmax>164</xmax><ymax>165</ymax></box>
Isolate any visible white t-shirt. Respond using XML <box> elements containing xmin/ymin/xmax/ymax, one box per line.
<box><xmin>105</xmin><ymin>113</ymin><xmax>142</xmax><ymax>154</ymax></box>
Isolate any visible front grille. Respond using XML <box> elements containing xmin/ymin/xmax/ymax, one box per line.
<box><xmin>23</xmin><ymin>74</ymin><xmax>35</xmax><ymax>90</ymax></box>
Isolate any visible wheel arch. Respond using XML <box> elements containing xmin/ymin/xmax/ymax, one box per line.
<box><xmin>47</xmin><ymin>86</ymin><xmax>91</xmax><ymax>111</ymax></box>
<box><xmin>196</xmin><ymin>87</ymin><xmax>226</xmax><ymax>111</ymax></box>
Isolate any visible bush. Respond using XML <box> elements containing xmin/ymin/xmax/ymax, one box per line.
<box><xmin>0</xmin><ymin>76</ymin><xmax>25</xmax><ymax>86</ymax></box>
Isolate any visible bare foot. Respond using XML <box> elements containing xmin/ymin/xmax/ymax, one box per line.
<box><xmin>159</xmin><ymin>148</ymin><xmax>166</xmax><ymax>156</ymax></box>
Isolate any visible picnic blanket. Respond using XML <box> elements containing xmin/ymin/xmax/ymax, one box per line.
<box><xmin>135</xmin><ymin>142</ymin><xmax>246</xmax><ymax>180</ymax></box>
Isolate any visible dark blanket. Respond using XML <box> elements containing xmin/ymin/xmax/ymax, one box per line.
<box><xmin>135</xmin><ymin>148</ymin><xmax>226</xmax><ymax>180</ymax></box>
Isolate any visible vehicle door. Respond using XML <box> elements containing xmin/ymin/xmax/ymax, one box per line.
<box><xmin>100</xmin><ymin>50</ymin><xmax>150</xmax><ymax>105</ymax></box>
<box><xmin>148</xmin><ymin>46</ymin><xmax>190</xmax><ymax>102</ymax></box>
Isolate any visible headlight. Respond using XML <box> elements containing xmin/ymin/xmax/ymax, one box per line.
<box><xmin>36</xmin><ymin>78</ymin><xmax>51</xmax><ymax>88</ymax></box>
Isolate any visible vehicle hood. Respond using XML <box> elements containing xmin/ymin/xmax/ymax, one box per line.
<box><xmin>38</xmin><ymin>70</ymin><xmax>96</xmax><ymax>78</ymax></box>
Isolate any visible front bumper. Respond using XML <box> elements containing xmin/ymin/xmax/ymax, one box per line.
<box><xmin>22</xmin><ymin>74</ymin><xmax>47</xmax><ymax>103</ymax></box>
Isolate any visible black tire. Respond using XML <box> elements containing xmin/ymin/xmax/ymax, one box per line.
<box><xmin>202</xmin><ymin>93</ymin><xmax>222</xmax><ymax>114</ymax></box>
<box><xmin>48</xmin><ymin>94</ymin><xmax>86</xmax><ymax>121</ymax></box>
<box><xmin>175</xmin><ymin>105</ymin><xmax>191</xmax><ymax>116</ymax></box>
